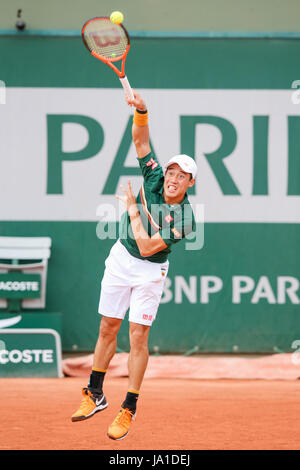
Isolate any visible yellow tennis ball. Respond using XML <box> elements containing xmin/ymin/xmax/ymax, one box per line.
<box><xmin>110</xmin><ymin>11</ymin><xmax>124</xmax><ymax>24</ymax></box>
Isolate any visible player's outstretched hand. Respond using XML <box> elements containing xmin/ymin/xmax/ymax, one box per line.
<box><xmin>116</xmin><ymin>180</ymin><xmax>139</xmax><ymax>217</ymax></box>
<box><xmin>126</xmin><ymin>90</ymin><xmax>147</xmax><ymax>111</ymax></box>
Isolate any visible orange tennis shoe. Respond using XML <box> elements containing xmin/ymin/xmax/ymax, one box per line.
<box><xmin>71</xmin><ymin>387</ymin><xmax>108</xmax><ymax>422</ymax></box>
<box><xmin>107</xmin><ymin>407</ymin><xmax>136</xmax><ymax>440</ymax></box>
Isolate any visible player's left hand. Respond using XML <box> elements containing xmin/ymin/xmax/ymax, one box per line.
<box><xmin>116</xmin><ymin>180</ymin><xmax>139</xmax><ymax>217</ymax></box>
<box><xmin>126</xmin><ymin>90</ymin><xmax>147</xmax><ymax>111</ymax></box>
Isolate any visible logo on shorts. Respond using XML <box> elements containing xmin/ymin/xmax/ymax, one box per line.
<box><xmin>171</xmin><ymin>227</ymin><xmax>181</xmax><ymax>238</ymax></box>
<box><xmin>161</xmin><ymin>267</ymin><xmax>167</xmax><ymax>277</ymax></box>
<box><xmin>164</xmin><ymin>214</ymin><xmax>173</xmax><ymax>224</ymax></box>
<box><xmin>143</xmin><ymin>314</ymin><xmax>153</xmax><ymax>321</ymax></box>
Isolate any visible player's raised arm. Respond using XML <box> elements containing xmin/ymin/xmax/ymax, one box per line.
<box><xmin>126</xmin><ymin>90</ymin><xmax>151</xmax><ymax>159</ymax></box>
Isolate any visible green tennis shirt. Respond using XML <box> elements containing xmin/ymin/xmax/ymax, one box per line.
<box><xmin>119</xmin><ymin>152</ymin><xmax>196</xmax><ymax>263</ymax></box>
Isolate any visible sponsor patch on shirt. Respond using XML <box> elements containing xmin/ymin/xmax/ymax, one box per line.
<box><xmin>164</xmin><ymin>214</ymin><xmax>174</xmax><ymax>224</ymax></box>
<box><xmin>145</xmin><ymin>157</ymin><xmax>158</xmax><ymax>170</ymax></box>
<box><xmin>171</xmin><ymin>227</ymin><xmax>182</xmax><ymax>238</ymax></box>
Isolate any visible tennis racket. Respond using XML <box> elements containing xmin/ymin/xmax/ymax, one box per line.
<box><xmin>81</xmin><ymin>16</ymin><xmax>134</xmax><ymax>100</ymax></box>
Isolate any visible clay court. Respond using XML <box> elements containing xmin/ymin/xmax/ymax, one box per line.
<box><xmin>1</xmin><ymin>376</ymin><xmax>300</xmax><ymax>451</ymax></box>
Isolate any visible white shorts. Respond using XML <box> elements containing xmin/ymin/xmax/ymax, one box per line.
<box><xmin>98</xmin><ymin>240</ymin><xmax>169</xmax><ymax>326</ymax></box>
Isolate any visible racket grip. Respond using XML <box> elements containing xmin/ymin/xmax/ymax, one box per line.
<box><xmin>119</xmin><ymin>76</ymin><xmax>134</xmax><ymax>101</ymax></box>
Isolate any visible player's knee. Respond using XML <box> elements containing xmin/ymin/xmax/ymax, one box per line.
<box><xmin>129</xmin><ymin>325</ymin><xmax>149</xmax><ymax>352</ymax></box>
<box><xmin>99</xmin><ymin>316</ymin><xmax>121</xmax><ymax>341</ymax></box>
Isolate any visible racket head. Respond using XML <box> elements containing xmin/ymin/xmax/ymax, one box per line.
<box><xmin>81</xmin><ymin>17</ymin><xmax>130</xmax><ymax>66</ymax></box>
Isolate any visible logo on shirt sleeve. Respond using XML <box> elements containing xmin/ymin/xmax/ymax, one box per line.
<box><xmin>171</xmin><ymin>227</ymin><xmax>182</xmax><ymax>238</ymax></box>
<box><xmin>146</xmin><ymin>157</ymin><xmax>158</xmax><ymax>170</ymax></box>
<box><xmin>164</xmin><ymin>214</ymin><xmax>173</xmax><ymax>224</ymax></box>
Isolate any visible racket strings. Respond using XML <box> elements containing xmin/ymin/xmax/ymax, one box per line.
<box><xmin>83</xmin><ymin>19</ymin><xmax>128</xmax><ymax>59</ymax></box>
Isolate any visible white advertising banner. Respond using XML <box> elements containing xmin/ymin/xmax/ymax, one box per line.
<box><xmin>0</xmin><ymin>88</ymin><xmax>299</xmax><ymax>222</ymax></box>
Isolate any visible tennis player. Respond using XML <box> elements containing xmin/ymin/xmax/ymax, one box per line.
<box><xmin>71</xmin><ymin>90</ymin><xmax>197</xmax><ymax>440</ymax></box>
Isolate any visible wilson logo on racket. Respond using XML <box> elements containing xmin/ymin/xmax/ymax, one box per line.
<box><xmin>89</xmin><ymin>28</ymin><xmax>121</xmax><ymax>48</ymax></box>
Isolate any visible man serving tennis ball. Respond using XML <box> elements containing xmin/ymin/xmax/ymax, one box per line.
<box><xmin>71</xmin><ymin>90</ymin><xmax>197</xmax><ymax>440</ymax></box>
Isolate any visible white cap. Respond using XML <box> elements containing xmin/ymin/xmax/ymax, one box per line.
<box><xmin>164</xmin><ymin>154</ymin><xmax>197</xmax><ymax>179</ymax></box>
